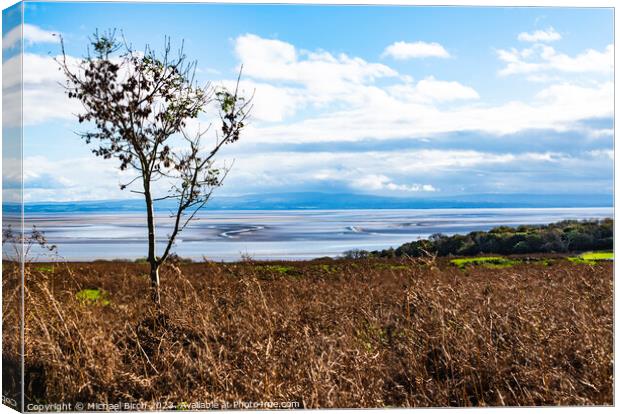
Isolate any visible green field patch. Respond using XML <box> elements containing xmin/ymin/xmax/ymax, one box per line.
<box><xmin>255</xmin><ymin>264</ymin><xmax>300</xmax><ymax>278</ymax></box>
<box><xmin>536</xmin><ymin>258</ymin><xmax>555</xmax><ymax>267</ymax></box>
<box><xmin>519</xmin><ymin>257</ymin><xmax>556</xmax><ymax>267</ymax></box>
<box><xmin>315</xmin><ymin>264</ymin><xmax>337</xmax><ymax>273</ymax></box>
<box><xmin>580</xmin><ymin>251</ymin><xmax>613</xmax><ymax>260</ymax></box>
<box><xmin>568</xmin><ymin>251</ymin><xmax>613</xmax><ymax>264</ymax></box>
<box><xmin>34</xmin><ymin>265</ymin><xmax>55</xmax><ymax>274</ymax></box>
<box><xmin>76</xmin><ymin>288</ymin><xmax>110</xmax><ymax>306</ymax></box>
<box><xmin>451</xmin><ymin>256</ymin><xmax>518</xmax><ymax>269</ymax></box>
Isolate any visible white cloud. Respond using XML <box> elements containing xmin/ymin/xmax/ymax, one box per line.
<box><xmin>352</xmin><ymin>174</ymin><xmax>437</xmax><ymax>193</ymax></box>
<box><xmin>233</xmin><ymin>34</ymin><xmax>398</xmax><ymax>121</ymax></box>
<box><xmin>497</xmin><ymin>44</ymin><xmax>613</xmax><ymax>76</ymax></box>
<box><xmin>3</xmin><ymin>26</ymin><xmax>21</xmax><ymax>50</ymax></box>
<box><xmin>202</xmin><ymin>145</ymin><xmax>608</xmax><ymax>198</ymax></box>
<box><xmin>586</xmin><ymin>129</ymin><xmax>613</xmax><ymax>139</ymax></box>
<box><xmin>24</xmin><ymin>24</ymin><xmax>58</xmax><ymax>44</ymax></box>
<box><xmin>588</xmin><ymin>149</ymin><xmax>613</xmax><ymax>160</ymax></box>
<box><xmin>524</xmin><ymin>74</ymin><xmax>562</xmax><ymax>83</ymax></box>
<box><xmin>389</xmin><ymin>76</ymin><xmax>479</xmax><ymax>103</ymax></box>
<box><xmin>243</xmin><ymin>80</ymin><xmax>612</xmax><ymax>143</ymax></box>
<box><xmin>2</xmin><ymin>53</ymin><xmax>83</xmax><ymax>126</ymax></box>
<box><xmin>13</xmin><ymin>34</ymin><xmax>613</xmax><ymax>155</ymax></box>
<box><xmin>15</xmin><ymin>142</ymin><xmax>608</xmax><ymax>201</ymax></box>
<box><xmin>3</xmin><ymin>24</ymin><xmax>59</xmax><ymax>50</ymax></box>
<box><xmin>221</xmin><ymin>149</ymin><xmax>567</xmax><ymax>191</ymax></box>
<box><xmin>382</xmin><ymin>41</ymin><xmax>450</xmax><ymax>59</ymax></box>
<box><xmin>230</xmin><ymin>34</ymin><xmax>611</xmax><ymax>144</ymax></box>
<box><xmin>19</xmin><ymin>155</ymin><xmax>137</xmax><ymax>202</ymax></box>
<box><xmin>9</xmin><ymin>29</ymin><xmax>612</xmax><ymax>202</ymax></box>
<box><xmin>216</xmin><ymin>79</ymin><xmax>307</xmax><ymax>122</ymax></box>
<box><xmin>237</xmin><ymin>34</ymin><xmax>396</xmax><ymax>86</ymax></box>
<box><xmin>517</xmin><ymin>27</ymin><xmax>561</xmax><ymax>43</ymax></box>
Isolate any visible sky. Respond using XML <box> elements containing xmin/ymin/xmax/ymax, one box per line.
<box><xmin>2</xmin><ymin>2</ymin><xmax>614</xmax><ymax>202</ymax></box>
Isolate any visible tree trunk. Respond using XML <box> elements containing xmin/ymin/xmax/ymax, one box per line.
<box><xmin>144</xmin><ymin>182</ymin><xmax>161</xmax><ymax>307</ymax></box>
<box><xmin>149</xmin><ymin>264</ymin><xmax>161</xmax><ymax>306</ymax></box>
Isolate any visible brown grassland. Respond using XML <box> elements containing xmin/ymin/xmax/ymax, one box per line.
<box><xmin>2</xmin><ymin>256</ymin><xmax>613</xmax><ymax>408</ymax></box>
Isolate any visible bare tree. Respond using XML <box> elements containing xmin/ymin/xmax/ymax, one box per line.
<box><xmin>58</xmin><ymin>30</ymin><xmax>251</xmax><ymax>306</ymax></box>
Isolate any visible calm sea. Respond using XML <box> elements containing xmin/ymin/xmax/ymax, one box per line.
<box><xmin>14</xmin><ymin>207</ymin><xmax>613</xmax><ymax>261</ymax></box>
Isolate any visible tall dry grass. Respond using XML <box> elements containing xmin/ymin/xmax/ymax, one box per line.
<box><xmin>2</xmin><ymin>257</ymin><xmax>613</xmax><ymax>408</ymax></box>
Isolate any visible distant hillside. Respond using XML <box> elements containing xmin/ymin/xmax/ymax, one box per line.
<box><xmin>10</xmin><ymin>192</ymin><xmax>614</xmax><ymax>214</ymax></box>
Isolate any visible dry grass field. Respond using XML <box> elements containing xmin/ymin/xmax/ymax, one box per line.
<box><xmin>2</xmin><ymin>256</ymin><xmax>613</xmax><ymax>408</ymax></box>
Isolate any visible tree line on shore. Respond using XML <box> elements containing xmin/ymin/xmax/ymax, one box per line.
<box><xmin>343</xmin><ymin>218</ymin><xmax>613</xmax><ymax>259</ymax></box>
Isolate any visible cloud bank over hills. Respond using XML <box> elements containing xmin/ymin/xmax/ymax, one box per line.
<box><xmin>6</xmin><ymin>4</ymin><xmax>613</xmax><ymax>203</ymax></box>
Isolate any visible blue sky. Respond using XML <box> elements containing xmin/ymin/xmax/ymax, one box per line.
<box><xmin>2</xmin><ymin>2</ymin><xmax>614</xmax><ymax>202</ymax></box>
